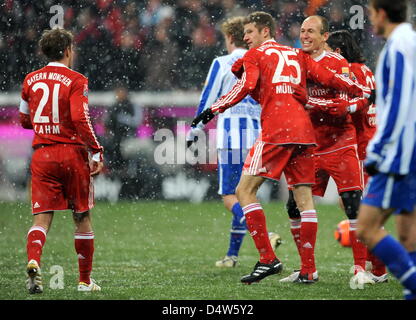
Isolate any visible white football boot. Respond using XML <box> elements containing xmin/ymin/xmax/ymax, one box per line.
<box><xmin>26</xmin><ymin>259</ymin><xmax>43</xmax><ymax>294</ymax></box>
<box><xmin>215</xmin><ymin>255</ymin><xmax>238</xmax><ymax>267</ymax></box>
<box><xmin>78</xmin><ymin>278</ymin><xmax>101</xmax><ymax>292</ymax></box>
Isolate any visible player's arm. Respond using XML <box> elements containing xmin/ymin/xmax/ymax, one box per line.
<box><xmin>188</xmin><ymin>59</ymin><xmax>223</xmax><ymax>146</ymax></box>
<box><xmin>19</xmin><ymin>79</ymin><xmax>33</xmax><ymax>129</ymax></box>
<box><xmin>70</xmin><ymin>76</ymin><xmax>104</xmax><ymax>175</ymax></box>
<box><xmin>192</xmin><ymin>54</ymin><xmax>259</xmax><ymax>127</ymax></box>
<box><xmin>366</xmin><ymin>49</ymin><xmax>412</xmax><ymax>174</ymax></box>
<box><xmin>303</xmin><ymin>53</ymin><xmax>370</xmax><ymax>98</ymax></box>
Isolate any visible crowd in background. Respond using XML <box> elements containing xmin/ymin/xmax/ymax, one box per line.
<box><xmin>0</xmin><ymin>0</ymin><xmax>401</xmax><ymax>92</ymax></box>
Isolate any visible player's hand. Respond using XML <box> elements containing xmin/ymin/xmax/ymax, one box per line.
<box><xmin>292</xmin><ymin>84</ymin><xmax>308</xmax><ymax>105</ymax></box>
<box><xmin>364</xmin><ymin>160</ymin><xmax>379</xmax><ymax>176</ymax></box>
<box><xmin>191</xmin><ymin>108</ymin><xmax>216</xmax><ymax>127</ymax></box>
<box><xmin>186</xmin><ymin>126</ymin><xmax>204</xmax><ymax>148</ymax></box>
<box><xmin>232</xmin><ymin>58</ymin><xmax>244</xmax><ymax>79</ymax></box>
<box><xmin>90</xmin><ymin>160</ymin><xmax>104</xmax><ymax>176</ymax></box>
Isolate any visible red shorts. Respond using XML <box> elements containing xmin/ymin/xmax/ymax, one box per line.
<box><xmin>313</xmin><ymin>146</ymin><xmax>363</xmax><ymax>197</ymax></box>
<box><xmin>31</xmin><ymin>144</ymin><xmax>94</xmax><ymax>215</ymax></box>
<box><xmin>360</xmin><ymin>160</ymin><xmax>369</xmax><ymax>187</ymax></box>
<box><xmin>243</xmin><ymin>141</ymin><xmax>315</xmax><ymax>186</ymax></box>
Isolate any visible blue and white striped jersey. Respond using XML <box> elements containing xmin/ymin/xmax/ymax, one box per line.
<box><xmin>195</xmin><ymin>48</ymin><xmax>261</xmax><ymax>150</ymax></box>
<box><xmin>366</xmin><ymin>23</ymin><xmax>416</xmax><ymax>175</ymax></box>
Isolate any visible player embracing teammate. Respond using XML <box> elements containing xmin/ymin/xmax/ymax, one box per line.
<box><xmin>191</xmin><ymin>11</ymin><xmax>369</xmax><ymax>284</ymax></box>
<box><xmin>278</xmin><ymin>16</ymin><xmax>380</xmax><ymax>285</ymax></box>
<box><xmin>20</xmin><ymin>28</ymin><xmax>104</xmax><ymax>293</ymax></box>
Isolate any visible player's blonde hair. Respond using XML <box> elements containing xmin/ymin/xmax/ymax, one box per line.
<box><xmin>221</xmin><ymin>16</ymin><xmax>248</xmax><ymax>49</ymax></box>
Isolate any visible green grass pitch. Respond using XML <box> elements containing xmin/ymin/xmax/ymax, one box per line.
<box><xmin>0</xmin><ymin>200</ymin><xmax>403</xmax><ymax>300</ymax></box>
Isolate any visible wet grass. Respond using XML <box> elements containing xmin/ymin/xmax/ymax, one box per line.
<box><xmin>0</xmin><ymin>200</ymin><xmax>402</xmax><ymax>300</ymax></box>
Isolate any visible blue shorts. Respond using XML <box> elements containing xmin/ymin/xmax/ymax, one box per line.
<box><xmin>218</xmin><ymin>149</ymin><xmax>248</xmax><ymax>195</ymax></box>
<box><xmin>362</xmin><ymin>171</ymin><xmax>416</xmax><ymax>213</ymax></box>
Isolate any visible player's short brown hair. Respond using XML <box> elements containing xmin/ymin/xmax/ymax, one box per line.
<box><xmin>243</xmin><ymin>11</ymin><xmax>276</xmax><ymax>38</ymax></box>
<box><xmin>39</xmin><ymin>28</ymin><xmax>73</xmax><ymax>61</ymax></box>
<box><xmin>221</xmin><ymin>16</ymin><xmax>248</xmax><ymax>49</ymax></box>
<box><xmin>370</xmin><ymin>0</ymin><xmax>407</xmax><ymax>22</ymax></box>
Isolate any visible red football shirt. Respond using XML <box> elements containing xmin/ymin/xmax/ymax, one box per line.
<box><xmin>211</xmin><ymin>40</ymin><xmax>365</xmax><ymax>145</ymax></box>
<box><xmin>20</xmin><ymin>62</ymin><xmax>103</xmax><ymax>159</ymax></box>
<box><xmin>349</xmin><ymin>62</ymin><xmax>376</xmax><ymax>160</ymax></box>
<box><xmin>306</xmin><ymin>51</ymin><xmax>357</xmax><ymax>154</ymax></box>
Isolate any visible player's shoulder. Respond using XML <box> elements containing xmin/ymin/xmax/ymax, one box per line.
<box><xmin>325</xmin><ymin>51</ymin><xmax>348</xmax><ymax>64</ymax></box>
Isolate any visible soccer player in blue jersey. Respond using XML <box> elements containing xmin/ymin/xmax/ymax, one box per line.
<box><xmin>357</xmin><ymin>0</ymin><xmax>416</xmax><ymax>299</ymax></box>
<box><xmin>187</xmin><ymin>16</ymin><xmax>275</xmax><ymax>267</ymax></box>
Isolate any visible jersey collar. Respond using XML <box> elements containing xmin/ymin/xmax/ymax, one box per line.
<box><xmin>313</xmin><ymin>50</ymin><xmax>327</xmax><ymax>62</ymax></box>
<box><xmin>262</xmin><ymin>39</ymin><xmax>277</xmax><ymax>45</ymax></box>
<box><xmin>47</xmin><ymin>62</ymin><xmax>69</xmax><ymax>68</ymax></box>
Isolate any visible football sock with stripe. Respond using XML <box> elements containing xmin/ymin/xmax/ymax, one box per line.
<box><xmin>75</xmin><ymin>231</ymin><xmax>95</xmax><ymax>284</ymax></box>
<box><xmin>300</xmin><ymin>210</ymin><xmax>318</xmax><ymax>274</ymax></box>
<box><xmin>227</xmin><ymin>202</ymin><xmax>246</xmax><ymax>257</ymax></box>
<box><xmin>372</xmin><ymin>235</ymin><xmax>416</xmax><ymax>293</ymax></box>
<box><xmin>242</xmin><ymin>203</ymin><xmax>276</xmax><ymax>264</ymax></box>
<box><xmin>27</xmin><ymin>226</ymin><xmax>47</xmax><ymax>266</ymax></box>
<box><xmin>349</xmin><ymin>219</ymin><xmax>367</xmax><ymax>273</ymax></box>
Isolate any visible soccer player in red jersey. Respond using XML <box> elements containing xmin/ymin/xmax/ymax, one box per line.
<box><xmin>327</xmin><ymin>30</ymin><xmax>388</xmax><ymax>283</ymax></box>
<box><xmin>281</xmin><ymin>16</ymin><xmax>371</xmax><ymax>284</ymax></box>
<box><xmin>20</xmin><ymin>28</ymin><xmax>104</xmax><ymax>293</ymax></box>
<box><xmin>191</xmin><ymin>12</ymin><xmax>368</xmax><ymax>284</ymax></box>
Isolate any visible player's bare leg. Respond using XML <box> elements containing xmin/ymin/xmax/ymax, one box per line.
<box><xmin>26</xmin><ymin>211</ymin><xmax>53</xmax><ymax>294</ymax></box>
<box><xmin>356</xmin><ymin>205</ymin><xmax>391</xmax><ymax>249</ymax></box>
<box><xmin>73</xmin><ymin>211</ymin><xmax>100</xmax><ymax>291</ymax></box>
<box><xmin>236</xmin><ymin>175</ymin><xmax>282</xmax><ymax>284</ymax></box>
<box><xmin>395</xmin><ymin>210</ymin><xmax>416</xmax><ymax>252</ymax></box>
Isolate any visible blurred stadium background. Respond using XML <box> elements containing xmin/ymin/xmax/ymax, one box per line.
<box><xmin>0</xmin><ymin>0</ymin><xmax>415</xmax><ymax>204</ymax></box>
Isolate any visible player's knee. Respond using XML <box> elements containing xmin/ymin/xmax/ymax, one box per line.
<box><xmin>340</xmin><ymin>190</ymin><xmax>362</xmax><ymax>220</ymax></box>
<box><xmin>73</xmin><ymin>211</ymin><xmax>90</xmax><ymax>225</ymax></box>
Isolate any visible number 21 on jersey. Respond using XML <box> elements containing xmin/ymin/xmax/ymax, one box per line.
<box><xmin>32</xmin><ymin>82</ymin><xmax>60</xmax><ymax>124</ymax></box>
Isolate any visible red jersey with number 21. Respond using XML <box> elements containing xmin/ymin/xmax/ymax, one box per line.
<box><xmin>211</xmin><ymin>40</ymin><xmax>365</xmax><ymax>146</ymax></box>
<box><xmin>20</xmin><ymin>62</ymin><xmax>102</xmax><ymax>155</ymax></box>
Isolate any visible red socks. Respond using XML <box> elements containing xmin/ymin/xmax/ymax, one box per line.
<box><xmin>300</xmin><ymin>210</ymin><xmax>318</xmax><ymax>274</ymax></box>
<box><xmin>367</xmin><ymin>249</ymin><xmax>387</xmax><ymax>276</ymax></box>
<box><xmin>75</xmin><ymin>231</ymin><xmax>95</xmax><ymax>284</ymax></box>
<box><xmin>290</xmin><ymin>218</ymin><xmax>302</xmax><ymax>257</ymax></box>
<box><xmin>349</xmin><ymin>219</ymin><xmax>367</xmax><ymax>273</ymax></box>
<box><xmin>242</xmin><ymin>203</ymin><xmax>276</xmax><ymax>264</ymax></box>
<box><xmin>27</xmin><ymin>226</ymin><xmax>47</xmax><ymax>265</ymax></box>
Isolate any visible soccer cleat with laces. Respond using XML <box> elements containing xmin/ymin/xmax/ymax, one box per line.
<box><xmin>78</xmin><ymin>278</ymin><xmax>101</xmax><ymax>292</ymax></box>
<box><xmin>268</xmin><ymin>232</ymin><xmax>282</xmax><ymax>251</ymax></box>
<box><xmin>26</xmin><ymin>259</ymin><xmax>43</xmax><ymax>294</ymax></box>
<box><xmin>279</xmin><ymin>269</ymin><xmax>319</xmax><ymax>284</ymax></box>
<box><xmin>240</xmin><ymin>258</ymin><xmax>283</xmax><ymax>284</ymax></box>
<box><xmin>215</xmin><ymin>255</ymin><xmax>238</xmax><ymax>268</ymax></box>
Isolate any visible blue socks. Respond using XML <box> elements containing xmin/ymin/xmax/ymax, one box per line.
<box><xmin>226</xmin><ymin>202</ymin><xmax>246</xmax><ymax>257</ymax></box>
<box><xmin>372</xmin><ymin>235</ymin><xmax>416</xmax><ymax>298</ymax></box>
